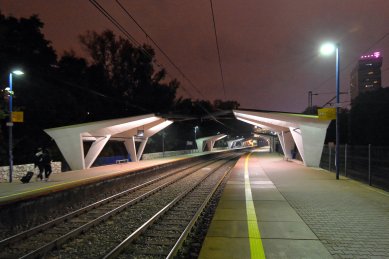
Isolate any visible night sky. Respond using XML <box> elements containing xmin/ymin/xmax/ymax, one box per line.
<box><xmin>1</xmin><ymin>0</ymin><xmax>389</xmax><ymax>112</ymax></box>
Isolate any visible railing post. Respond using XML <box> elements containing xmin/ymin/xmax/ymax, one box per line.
<box><xmin>344</xmin><ymin>144</ymin><xmax>347</xmax><ymax>177</ymax></box>
<box><xmin>368</xmin><ymin>144</ymin><xmax>371</xmax><ymax>186</ymax></box>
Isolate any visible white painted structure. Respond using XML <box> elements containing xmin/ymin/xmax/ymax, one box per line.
<box><xmin>227</xmin><ymin>138</ymin><xmax>244</xmax><ymax>149</ymax></box>
<box><xmin>45</xmin><ymin>114</ymin><xmax>173</xmax><ymax>170</ymax></box>
<box><xmin>233</xmin><ymin>110</ymin><xmax>331</xmax><ymax>167</ymax></box>
<box><xmin>196</xmin><ymin>134</ymin><xmax>227</xmax><ymax>152</ymax></box>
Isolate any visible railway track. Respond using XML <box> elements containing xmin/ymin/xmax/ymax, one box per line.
<box><xmin>0</xmin><ymin>152</ymin><xmax>242</xmax><ymax>258</ymax></box>
<box><xmin>108</xmin><ymin>154</ymin><xmax>238</xmax><ymax>259</ymax></box>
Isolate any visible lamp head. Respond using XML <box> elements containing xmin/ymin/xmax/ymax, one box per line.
<box><xmin>12</xmin><ymin>70</ymin><xmax>24</xmax><ymax>75</ymax></box>
<box><xmin>320</xmin><ymin>43</ymin><xmax>336</xmax><ymax>56</ymax></box>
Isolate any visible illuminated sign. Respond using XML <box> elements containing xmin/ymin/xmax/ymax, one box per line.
<box><xmin>318</xmin><ymin>108</ymin><xmax>336</xmax><ymax>120</ymax></box>
<box><xmin>360</xmin><ymin>51</ymin><xmax>381</xmax><ymax>59</ymax></box>
<box><xmin>12</xmin><ymin>111</ymin><xmax>24</xmax><ymax>123</ymax></box>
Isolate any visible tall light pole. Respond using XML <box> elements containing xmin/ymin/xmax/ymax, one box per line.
<box><xmin>194</xmin><ymin>126</ymin><xmax>199</xmax><ymax>149</ymax></box>
<box><xmin>7</xmin><ymin>70</ymin><xmax>24</xmax><ymax>183</ymax></box>
<box><xmin>320</xmin><ymin>42</ymin><xmax>340</xmax><ymax>180</ymax></box>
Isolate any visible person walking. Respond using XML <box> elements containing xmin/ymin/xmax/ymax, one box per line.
<box><xmin>34</xmin><ymin>148</ymin><xmax>44</xmax><ymax>181</ymax></box>
<box><xmin>42</xmin><ymin>148</ymin><xmax>52</xmax><ymax>181</ymax></box>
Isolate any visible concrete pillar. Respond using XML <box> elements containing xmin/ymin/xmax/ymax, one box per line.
<box><xmin>277</xmin><ymin>131</ymin><xmax>294</xmax><ymax>159</ymax></box>
<box><xmin>51</xmin><ymin>134</ymin><xmax>85</xmax><ymax>170</ymax></box>
<box><xmin>84</xmin><ymin>135</ymin><xmax>111</xmax><ymax>169</ymax></box>
<box><xmin>124</xmin><ymin>137</ymin><xmax>137</xmax><ymax>162</ymax></box>
<box><xmin>137</xmin><ymin>137</ymin><xmax>149</xmax><ymax>161</ymax></box>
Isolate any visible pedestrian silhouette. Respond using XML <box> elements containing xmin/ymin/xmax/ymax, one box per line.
<box><xmin>34</xmin><ymin>148</ymin><xmax>44</xmax><ymax>181</ymax></box>
<box><xmin>42</xmin><ymin>148</ymin><xmax>52</xmax><ymax>181</ymax></box>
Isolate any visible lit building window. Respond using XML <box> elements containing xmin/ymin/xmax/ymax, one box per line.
<box><xmin>368</xmin><ymin>71</ymin><xmax>374</xmax><ymax>75</ymax></box>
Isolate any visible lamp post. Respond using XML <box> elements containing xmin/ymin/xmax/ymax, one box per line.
<box><xmin>7</xmin><ymin>70</ymin><xmax>24</xmax><ymax>183</ymax></box>
<box><xmin>194</xmin><ymin>126</ymin><xmax>199</xmax><ymax>149</ymax></box>
<box><xmin>194</xmin><ymin>126</ymin><xmax>199</xmax><ymax>140</ymax></box>
<box><xmin>320</xmin><ymin>42</ymin><xmax>340</xmax><ymax>180</ymax></box>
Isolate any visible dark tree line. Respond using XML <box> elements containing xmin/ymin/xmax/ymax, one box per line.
<box><xmin>0</xmin><ymin>13</ymin><xmax>246</xmax><ymax>165</ymax></box>
<box><xmin>303</xmin><ymin>88</ymin><xmax>389</xmax><ymax>146</ymax></box>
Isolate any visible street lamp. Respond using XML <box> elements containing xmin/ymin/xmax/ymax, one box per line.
<box><xmin>194</xmin><ymin>126</ymin><xmax>199</xmax><ymax>149</ymax></box>
<box><xmin>320</xmin><ymin>42</ymin><xmax>340</xmax><ymax>180</ymax></box>
<box><xmin>194</xmin><ymin>126</ymin><xmax>199</xmax><ymax>140</ymax></box>
<box><xmin>7</xmin><ymin>69</ymin><xmax>24</xmax><ymax>183</ymax></box>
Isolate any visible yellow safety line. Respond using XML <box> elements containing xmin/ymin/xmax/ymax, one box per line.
<box><xmin>245</xmin><ymin>152</ymin><xmax>266</xmax><ymax>259</ymax></box>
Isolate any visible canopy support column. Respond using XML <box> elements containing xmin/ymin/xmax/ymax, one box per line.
<box><xmin>124</xmin><ymin>137</ymin><xmax>137</xmax><ymax>162</ymax></box>
<box><xmin>84</xmin><ymin>135</ymin><xmax>111</xmax><ymax>169</ymax></box>
<box><xmin>137</xmin><ymin>137</ymin><xmax>148</xmax><ymax>161</ymax></box>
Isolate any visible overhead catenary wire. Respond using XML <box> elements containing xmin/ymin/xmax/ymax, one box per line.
<box><xmin>115</xmin><ymin>0</ymin><xmax>207</xmax><ymax>101</ymax></box>
<box><xmin>113</xmin><ymin>0</ymin><xmax>229</xmax><ymax>127</ymax></box>
<box><xmin>89</xmin><ymin>0</ymin><xmax>196</xmax><ymax>100</ymax></box>
<box><xmin>89</xmin><ymin>0</ymin><xmax>140</xmax><ymax>47</ymax></box>
<box><xmin>89</xmin><ymin>0</ymin><xmax>228</xmax><ymax>128</ymax></box>
<box><xmin>209</xmin><ymin>0</ymin><xmax>227</xmax><ymax>100</ymax></box>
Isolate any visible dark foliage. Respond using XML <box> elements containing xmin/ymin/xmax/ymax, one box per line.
<box><xmin>349</xmin><ymin>88</ymin><xmax>389</xmax><ymax>145</ymax></box>
<box><xmin>0</xmin><ymin>13</ymin><xmax>246</xmax><ymax>166</ymax></box>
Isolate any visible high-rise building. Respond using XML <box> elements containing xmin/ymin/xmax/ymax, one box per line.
<box><xmin>350</xmin><ymin>51</ymin><xmax>383</xmax><ymax>102</ymax></box>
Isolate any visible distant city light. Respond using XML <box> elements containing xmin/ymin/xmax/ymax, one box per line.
<box><xmin>360</xmin><ymin>51</ymin><xmax>381</xmax><ymax>59</ymax></box>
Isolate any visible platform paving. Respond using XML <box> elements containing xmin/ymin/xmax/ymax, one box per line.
<box><xmin>200</xmin><ymin>149</ymin><xmax>389</xmax><ymax>259</ymax></box>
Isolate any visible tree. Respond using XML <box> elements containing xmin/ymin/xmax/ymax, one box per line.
<box><xmin>0</xmin><ymin>13</ymin><xmax>57</xmax><ymax>74</ymax></box>
<box><xmin>213</xmin><ymin>99</ymin><xmax>240</xmax><ymax>110</ymax></box>
<box><xmin>349</xmin><ymin>88</ymin><xmax>389</xmax><ymax>145</ymax></box>
<box><xmin>79</xmin><ymin>30</ymin><xmax>178</xmax><ymax>115</ymax></box>
<box><xmin>0</xmin><ymin>13</ymin><xmax>58</xmax><ymax>164</ymax></box>
<box><xmin>302</xmin><ymin>105</ymin><xmax>320</xmax><ymax>115</ymax></box>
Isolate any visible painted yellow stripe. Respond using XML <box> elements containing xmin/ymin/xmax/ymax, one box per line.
<box><xmin>245</xmin><ymin>152</ymin><xmax>266</xmax><ymax>259</ymax></box>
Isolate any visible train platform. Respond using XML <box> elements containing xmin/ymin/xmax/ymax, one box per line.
<box><xmin>0</xmin><ymin>151</ymin><xmax>219</xmax><ymax>206</ymax></box>
<box><xmin>199</xmin><ymin>148</ymin><xmax>389</xmax><ymax>259</ymax></box>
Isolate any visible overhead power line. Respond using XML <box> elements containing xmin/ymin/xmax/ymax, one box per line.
<box><xmin>89</xmin><ymin>0</ymin><xmax>140</xmax><ymax>46</ymax></box>
<box><xmin>209</xmin><ymin>0</ymin><xmax>227</xmax><ymax>99</ymax></box>
<box><xmin>115</xmin><ymin>0</ymin><xmax>207</xmax><ymax>100</ymax></box>
<box><xmin>114</xmin><ymin>0</ymin><xmax>228</xmax><ymax>127</ymax></box>
<box><xmin>89</xmin><ymin>0</ymin><xmax>194</xmax><ymax>99</ymax></box>
<box><xmin>89</xmin><ymin>0</ymin><xmax>228</xmax><ymax>127</ymax></box>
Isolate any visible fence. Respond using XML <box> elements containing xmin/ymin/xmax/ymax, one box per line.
<box><xmin>320</xmin><ymin>144</ymin><xmax>389</xmax><ymax>191</ymax></box>
<box><xmin>0</xmin><ymin>162</ymin><xmax>62</xmax><ymax>182</ymax></box>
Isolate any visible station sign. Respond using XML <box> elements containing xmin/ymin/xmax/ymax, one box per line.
<box><xmin>318</xmin><ymin>108</ymin><xmax>336</xmax><ymax>120</ymax></box>
<box><xmin>12</xmin><ymin>111</ymin><xmax>24</xmax><ymax>123</ymax></box>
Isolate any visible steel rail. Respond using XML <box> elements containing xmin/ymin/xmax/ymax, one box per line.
<box><xmin>103</xmin><ymin>155</ymin><xmax>239</xmax><ymax>259</ymax></box>
<box><xmin>0</xmin><ymin>157</ymin><xmax>217</xmax><ymax>248</ymax></box>
<box><xmin>166</xmin><ymin>158</ymin><xmax>235</xmax><ymax>258</ymax></box>
<box><xmin>19</xmin><ymin>158</ymin><xmax>225</xmax><ymax>259</ymax></box>
<box><xmin>8</xmin><ymin>155</ymin><xmax>232</xmax><ymax>259</ymax></box>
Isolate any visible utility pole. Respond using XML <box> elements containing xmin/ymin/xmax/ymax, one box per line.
<box><xmin>308</xmin><ymin>91</ymin><xmax>319</xmax><ymax>113</ymax></box>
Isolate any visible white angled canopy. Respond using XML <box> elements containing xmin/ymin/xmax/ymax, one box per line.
<box><xmin>196</xmin><ymin>134</ymin><xmax>227</xmax><ymax>152</ymax></box>
<box><xmin>234</xmin><ymin>110</ymin><xmax>331</xmax><ymax>167</ymax></box>
<box><xmin>45</xmin><ymin>114</ymin><xmax>173</xmax><ymax>170</ymax></box>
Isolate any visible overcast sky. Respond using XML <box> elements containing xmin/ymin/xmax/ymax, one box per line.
<box><xmin>1</xmin><ymin>0</ymin><xmax>389</xmax><ymax>112</ymax></box>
